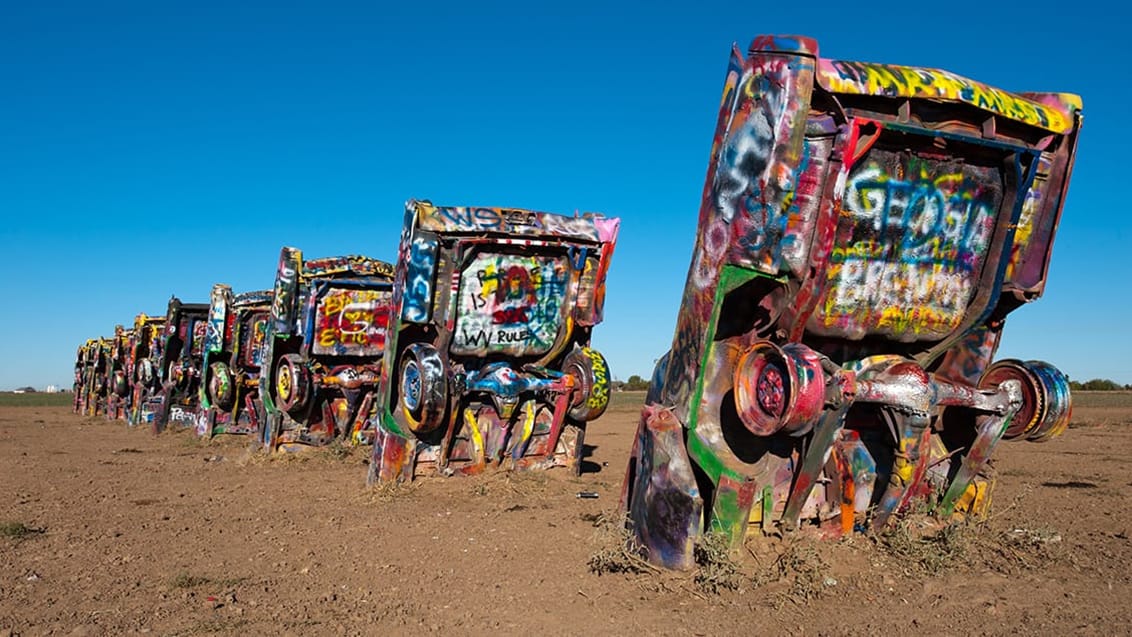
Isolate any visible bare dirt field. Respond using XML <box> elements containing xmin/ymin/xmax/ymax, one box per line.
<box><xmin>3</xmin><ymin>392</ymin><xmax>1131</xmax><ymax>636</ymax></box>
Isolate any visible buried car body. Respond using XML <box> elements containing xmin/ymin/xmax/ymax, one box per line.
<box><xmin>368</xmin><ymin>199</ymin><xmax>620</xmax><ymax>483</ymax></box>
<box><xmin>621</xmin><ymin>35</ymin><xmax>1082</xmax><ymax>569</ymax></box>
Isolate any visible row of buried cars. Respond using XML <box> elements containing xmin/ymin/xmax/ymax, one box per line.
<box><xmin>74</xmin><ymin>199</ymin><xmax>620</xmax><ymax>479</ymax></box>
<box><xmin>71</xmin><ymin>35</ymin><xmax>1084</xmax><ymax>570</ymax></box>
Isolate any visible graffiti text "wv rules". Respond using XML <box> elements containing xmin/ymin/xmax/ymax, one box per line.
<box><xmin>459</xmin><ymin>327</ymin><xmax>535</xmax><ymax>349</ymax></box>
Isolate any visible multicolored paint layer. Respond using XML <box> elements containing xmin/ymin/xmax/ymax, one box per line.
<box><xmin>622</xmin><ymin>34</ymin><xmax>1082</xmax><ymax>569</ymax></box>
<box><xmin>198</xmin><ymin>285</ymin><xmax>273</xmax><ymax>438</ymax></box>
<box><xmin>258</xmin><ymin>247</ymin><xmax>396</xmax><ymax>451</ymax></box>
<box><xmin>73</xmin><ymin>337</ymin><xmax>111</xmax><ymax>417</ymax></box>
<box><xmin>368</xmin><ymin>199</ymin><xmax>619</xmax><ymax>484</ymax></box>
<box><xmin>149</xmin><ymin>297</ymin><xmax>211</xmax><ymax>434</ymax></box>
<box><xmin>126</xmin><ymin>313</ymin><xmax>167</xmax><ymax>427</ymax></box>
<box><xmin>104</xmin><ymin>324</ymin><xmax>135</xmax><ymax>421</ymax></box>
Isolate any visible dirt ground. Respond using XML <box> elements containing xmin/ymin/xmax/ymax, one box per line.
<box><xmin>2</xmin><ymin>394</ymin><xmax>1131</xmax><ymax>636</ymax></box>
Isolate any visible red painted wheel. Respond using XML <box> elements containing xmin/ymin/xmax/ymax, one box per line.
<box><xmin>980</xmin><ymin>359</ymin><xmax>1072</xmax><ymax>442</ymax></box>
<box><xmin>733</xmin><ymin>341</ymin><xmax>826</xmax><ymax>436</ymax></box>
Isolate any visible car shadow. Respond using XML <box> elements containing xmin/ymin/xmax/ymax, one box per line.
<box><xmin>580</xmin><ymin>443</ymin><xmax>604</xmax><ymax>475</ymax></box>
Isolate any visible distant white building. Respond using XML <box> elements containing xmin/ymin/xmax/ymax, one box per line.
<box><xmin>45</xmin><ymin>385</ymin><xmax>59</xmax><ymax>393</ymax></box>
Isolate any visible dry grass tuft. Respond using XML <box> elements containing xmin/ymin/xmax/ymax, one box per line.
<box><xmin>469</xmin><ymin>470</ymin><xmax>550</xmax><ymax>499</ymax></box>
<box><xmin>693</xmin><ymin>531</ymin><xmax>742</xmax><ymax>594</ymax></box>
<box><xmin>754</xmin><ymin>541</ymin><xmax>831</xmax><ymax>604</ymax></box>
<box><xmin>874</xmin><ymin>518</ymin><xmax>969</xmax><ymax>575</ymax></box>
<box><xmin>587</xmin><ymin>512</ymin><xmax>659</xmax><ymax>576</ymax></box>
<box><xmin>370</xmin><ymin>479</ymin><xmax>420</xmax><ymax>503</ymax></box>
<box><xmin>0</xmin><ymin>521</ymin><xmax>43</xmax><ymax>540</ymax></box>
<box><xmin>169</xmin><ymin>572</ymin><xmax>247</xmax><ymax>590</ymax></box>
<box><xmin>169</xmin><ymin>572</ymin><xmax>214</xmax><ymax>589</ymax></box>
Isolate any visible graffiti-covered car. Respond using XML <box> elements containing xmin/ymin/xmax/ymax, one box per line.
<box><xmin>73</xmin><ymin>339</ymin><xmax>98</xmax><ymax>414</ymax></box>
<box><xmin>126</xmin><ymin>312</ymin><xmax>167</xmax><ymax>426</ymax></box>
<box><xmin>368</xmin><ymin>200</ymin><xmax>620</xmax><ymax>483</ymax></box>
<box><xmin>259</xmin><ymin>248</ymin><xmax>396</xmax><ymax>451</ymax></box>
<box><xmin>148</xmin><ymin>297</ymin><xmax>211</xmax><ymax>433</ymax></box>
<box><xmin>621</xmin><ymin>35</ymin><xmax>1082</xmax><ymax>569</ymax></box>
<box><xmin>105</xmin><ymin>324</ymin><xmax>135</xmax><ymax>421</ymax></box>
<box><xmin>198</xmin><ymin>285</ymin><xmax>273</xmax><ymax>438</ymax></box>
<box><xmin>78</xmin><ymin>337</ymin><xmax>111</xmax><ymax>417</ymax></box>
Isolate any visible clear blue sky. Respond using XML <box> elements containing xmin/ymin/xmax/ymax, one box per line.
<box><xmin>2</xmin><ymin>0</ymin><xmax>1128</xmax><ymax>390</ymax></box>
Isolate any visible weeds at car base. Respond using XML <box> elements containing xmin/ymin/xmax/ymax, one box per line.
<box><xmin>369</xmin><ymin>479</ymin><xmax>420</xmax><ymax>503</ymax></box>
<box><xmin>587</xmin><ymin>511</ymin><xmax>659</xmax><ymax>576</ymax></box>
<box><xmin>873</xmin><ymin>518</ymin><xmax>969</xmax><ymax>575</ymax></box>
<box><xmin>693</xmin><ymin>531</ymin><xmax>743</xmax><ymax>594</ymax></box>
<box><xmin>753</xmin><ymin>540</ymin><xmax>833</xmax><ymax>606</ymax></box>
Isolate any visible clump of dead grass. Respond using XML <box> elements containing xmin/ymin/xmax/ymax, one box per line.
<box><xmin>369</xmin><ymin>479</ymin><xmax>420</xmax><ymax>503</ymax></box>
<box><xmin>468</xmin><ymin>470</ymin><xmax>550</xmax><ymax>499</ymax></box>
<box><xmin>693</xmin><ymin>530</ymin><xmax>742</xmax><ymax>594</ymax></box>
<box><xmin>317</xmin><ymin>439</ymin><xmax>371</xmax><ymax>464</ymax></box>
<box><xmin>755</xmin><ymin>541</ymin><xmax>832</xmax><ymax>603</ymax></box>
<box><xmin>587</xmin><ymin>511</ymin><xmax>659</xmax><ymax>575</ymax></box>
<box><xmin>874</xmin><ymin>518</ymin><xmax>970</xmax><ymax>575</ymax></box>
<box><xmin>324</xmin><ymin>439</ymin><xmax>352</xmax><ymax>461</ymax></box>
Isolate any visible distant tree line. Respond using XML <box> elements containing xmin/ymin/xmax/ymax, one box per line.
<box><xmin>623</xmin><ymin>375</ymin><xmax>650</xmax><ymax>391</ymax></box>
<box><xmin>1070</xmin><ymin>378</ymin><xmax>1132</xmax><ymax>391</ymax></box>
<box><xmin>609</xmin><ymin>376</ymin><xmax>650</xmax><ymax>391</ymax></box>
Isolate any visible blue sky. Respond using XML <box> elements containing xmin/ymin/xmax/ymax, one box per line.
<box><xmin>1</xmin><ymin>0</ymin><xmax>1127</xmax><ymax>390</ymax></box>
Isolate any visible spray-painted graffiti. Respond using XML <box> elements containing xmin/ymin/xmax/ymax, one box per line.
<box><xmin>402</xmin><ymin>235</ymin><xmax>438</xmax><ymax>323</ymax></box>
<box><xmin>270</xmin><ymin>248</ymin><xmax>300</xmax><ymax>330</ymax></box>
<box><xmin>304</xmin><ymin>255</ymin><xmax>396</xmax><ymax>279</ymax></box>
<box><xmin>260</xmin><ymin>247</ymin><xmax>396</xmax><ymax>451</ymax></box>
<box><xmin>126</xmin><ymin>314</ymin><xmax>166</xmax><ymax>427</ymax></box>
<box><xmin>417</xmin><ymin>203</ymin><xmax>619</xmax><ymax>245</ymax></box>
<box><xmin>814</xmin><ymin>152</ymin><xmax>1003</xmax><ymax>339</ymax></box>
<box><xmin>453</xmin><ymin>253</ymin><xmax>569</xmax><ymax>356</ymax></box>
<box><xmin>150</xmin><ymin>298</ymin><xmax>211</xmax><ymax>434</ymax></box>
<box><xmin>312</xmin><ymin>288</ymin><xmax>393</xmax><ymax>356</ymax></box>
<box><xmin>196</xmin><ymin>285</ymin><xmax>275</xmax><ymax>439</ymax></box>
<box><xmin>239</xmin><ymin>314</ymin><xmax>269</xmax><ymax>368</ymax></box>
<box><xmin>189</xmin><ymin>320</ymin><xmax>208</xmax><ymax>358</ymax></box>
<box><xmin>579</xmin><ymin>347</ymin><xmax>610</xmax><ymax>411</ymax></box>
<box><xmin>621</xmin><ymin>34</ymin><xmax>1082</xmax><ymax>571</ymax></box>
<box><xmin>168</xmin><ymin>405</ymin><xmax>206</xmax><ymax>430</ymax></box>
<box><xmin>206</xmin><ymin>285</ymin><xmax>228</xmax><ymax>355</ymax></box>
<box><xmin>1006</xmin><ymin>153</ymin><xmax>1052</xmax><ymax>281</ymax></box>
<box><xmin>710</xmin><ymin>55</ymin><xmax>819</xmax><ymax>275</ymax></box>
<box><xmin>818</xmin><ymin>59</ymin><xmax>1073</xmax><ymax>133</ymax></box>
<box><xmin>369</xmin><ymin>199</ymin><xmax>619</xmax><ymax>484</ymax></box>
